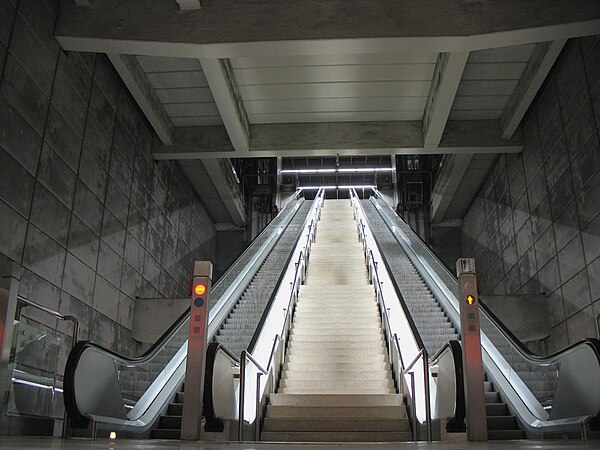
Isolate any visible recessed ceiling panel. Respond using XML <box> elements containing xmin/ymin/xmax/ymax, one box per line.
<box><xmin>136</xmin><ymin>55</ymin><xmax>223</xmax><ymax>127</ymax></box>
<box><xmin>450</xmin><ymin>44</ymin><xmax>535</xmax><ymax>121</ymax></box>
<box><xmin>232</xmin><ymin>53</ymin><xmax>436</xmax><ymax>124</ymax></box>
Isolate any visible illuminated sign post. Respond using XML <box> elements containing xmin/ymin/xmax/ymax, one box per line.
<box><xmin>456</xmin><ymin>258</ymin><xmax>487</xmax><ymax>441</ymax></box>
<box><xmin>181</xmin><ymin>261</ymin><xmax>213</xmax><ymax>440</ymax></box>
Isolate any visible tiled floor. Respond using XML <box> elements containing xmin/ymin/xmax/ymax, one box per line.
<box><xmin>0</xmin><ymin>438</ymin><xmax>598</xmax><ymax>450</ymax></box>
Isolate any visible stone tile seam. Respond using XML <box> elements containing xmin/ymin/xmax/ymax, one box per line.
<box><xmin>18</xmin><ymin>23</ymin><xmax>64</xmax><ymax>282</ymax></box>
<box><xmin>14</xmin><ymin>5</ymin><xmax>58</xmax><ymax>60</ymax></box>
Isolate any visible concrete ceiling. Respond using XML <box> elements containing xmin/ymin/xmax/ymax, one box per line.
<box><xmin>54</xmin><ymin>0</ymin><xmax>600</xmax><ymax>221</ymax></box>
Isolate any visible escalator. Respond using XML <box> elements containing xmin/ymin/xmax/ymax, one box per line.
<box><xmin>151</xmin><ymin>200</ymin><xmax>312</xmax><ymax>438</ymax></box>
<box><xmin>361</xmin><ymin>199</ymin><xmax>522</xmax><ymax>439</ymax></box>
<box><xmin>360</xmin><ymin>189</ymin><xmax>600</xmax><ymax>439</ymax></box>
<box><xmin>64</xmin><ymin>191</ymin><xmax>318</xmax><ymax>437</ymax></box>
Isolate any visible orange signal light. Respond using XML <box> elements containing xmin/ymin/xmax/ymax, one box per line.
<box><xmin>466</xmin><ymin>295</ymin><xmax>475</xmax><ymax>305</ymax></box>
<box><xmin>194</xmin><ymin>283</ymin><xmax>207</xmax><ymax>296</ymax></box>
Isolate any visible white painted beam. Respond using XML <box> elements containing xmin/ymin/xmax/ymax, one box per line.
<box><xmin>107</xmin><ymin>54</ymin><xmax>174</xmax><ymax>144</ymax></box>
<box><xmin>176</xmin><ymin>0</ymin><xmax>201</xmax><ymax>10</ymax></box>
<box><xmin>500</xmin><ymin>40</ymin><xmax>566</xmax><ymax>139</ymax></box>
<box><xmin>431</xmin><ymin>154</ymin><xmax>473</xmax><ymax>223</ymax></box>
<box><xmin>201</xmin><ymin>159</ymin><xmax>245</xmax><ymax>226</ymax></box>
<box><xmin>199</xmin><ymin>59</ymin><xmax>250</xmax><ymax>152</ymax></box>
<box><xmin>423</xmin><ymin>51</ymin><xmax>469</xmax><ymax>148</ymax></box>
<box><xmin>152</xmin><ymin>120</ymin><xmax>522</xmax><ymax>159</ymax></box>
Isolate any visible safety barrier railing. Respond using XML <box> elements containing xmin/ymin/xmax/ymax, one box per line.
<box><xmin>6</xmin><ymin>296</ymin><xmax>79</xmax><ymax>435</ymax></box>
<box><xmin>237</xmin><ymin>188</ymin><xmax>325</xmax><ymax>441</ymax></box>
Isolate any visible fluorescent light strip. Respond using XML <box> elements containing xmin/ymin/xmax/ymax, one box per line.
<box><xmin>300</xmin><ymin>185</ymin><xmax>376</xmax><ymax>190</ymax></box>
<box><xmin>12</xmin><ymin>378</ymin><xmax>63</xmax><ymax>393</ymax></box>
<box><xmin>281</xmin><ymin>168</ymin><xmax>393</xmax><ymax>174</ymax></box>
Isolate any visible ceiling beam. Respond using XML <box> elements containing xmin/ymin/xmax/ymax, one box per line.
<box><xmin>201</xmin><ymin>159</ymin><xmax>245</xmax><ymax>226</ymax></box>
<box><xmin>176</xmin><ymin>0</ymin><xmax>201</xmax><ymax>10</ymax></box>
<box><xmin>199</xmin><ymin>58</ymin><xmax>250</xmax><ymax>151</ymax></box>
<box><xmin>152</xmin><ymin>120</ymin><xmax>522</xmax><ymax>159</ymax></box>
<box><xmin>500</xmin><ymin>39</ymin><xmax>567</xmax><ymax>139</ymax></box>
<box><xmin>56</xmin><ymin>0</ymin><xmax>600</xmax><ymax>58</ymax></box>
<box><xmin>431</xmin><ymin>154</ymin><xmax>473</xmax><ymax>223</ymax></box>
<box><xmin>423</xmin><ymin>51</ymin><xmax>469</xmax><ymax>148</ymax></box>
<box><xmin>107</xmin><ymin>53</ymin><xmax>174</xmax><ymax>144</ymax></box>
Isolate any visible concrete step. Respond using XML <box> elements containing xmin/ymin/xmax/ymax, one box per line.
<box><xmin>279</xmin><ymin>387</ymin><xmax>396</xmax><ymax>394</ymax></box>
<box><xmin>262</xmin><ymin>417</ymin><xmax>409</xmax><ymax>432</ymax></box>
<box><xmin>288</xmin><ymin>340</ymin><xmax>385</xmax><ymax>349</ymax></box>
<box><xmin>286</xmin><ymin>353</ymin><xmax>387</xmax><ymax>363</ymax></box>
<box><xmin>283</xmin><ymin>362</ymin><xmax>389</xmax><ymax>372</ymax></box>
<box><xmin>269</xmin><ymin>393</ymin><xmax>403</xmax><ymax>407</ymax></box>
<box><xmin>260</xmin><ymin>430</ymin><xmax>412</xmax><ymax>442</ymax></box>
<box><xmin>289</xmin><ymin>334</ymin><xmax>384</xmax><ymax>342</ymax></box>
<box><xmin>279</xmin><ymin>379</ymin><xmax>395</xmax><ymax>390</ymax></box>
<box><xmin>267</xmin><ymin>406</ymin><xmax>406</xmax><ymax>419</ymax></box>
<box><xmin>290</xmin><ymin>328</ymin><xmax>382</xmax><ymax>336</ymax></box>
<box><xmin>281</xmin><ymin>370</ymin><xmax>391</xmax><ymax>381</ymax></box>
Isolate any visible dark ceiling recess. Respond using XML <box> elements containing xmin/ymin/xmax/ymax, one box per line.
<box><xmin>281</xmin><ymin>155</ymin><xmax>394</xmax><ymax>199</ymax></box>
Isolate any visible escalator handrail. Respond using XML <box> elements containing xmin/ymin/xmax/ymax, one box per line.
<box><xmin>246</xmin><ymin>219</ymin><xmax>314</xmax><ymax>353</ymax></box>
<box><xmin>429</xmin><ymin>340</ymin><xmax>466</xmax><ymax>431</ymax></box>
<box><xmin>238</xmin><ymin>189</ymin><xmax>324</xmax><ymax>437</ymax></box>
<box><xmin>369</xmin><ymin>189</ymin><xmax>600</xmax><ymax>429</ymax></box>
<box><xmin>352</xmin><ymin>190</ymin><xmax>463</xmax><ymax>434</ymax></box>
<box><xmin>351</xmin><ymin>190</ymin><xmax>434</xmax><ymax>439</ymax></box>
<box><xmin>370</xmin><ymin>190</ymin><xmax>600</xmax><ymax>368</ymax></box>
<box><xmin>478</xmin><ymin>300</ymin><xmax>600</xmax><ymax>364</ymax></box>
<box><xmin>204</xmin><ymin>342</ymin><xmax>240</xmax><ymax>432</ymax></box>
<box><xmin>64</xmin><ymin>194</ymin><xmax>304</xmax><ymax>428</ymax></box>
<box><xmin>63</xmin><ymin>192</ymin><xmax>304</xmax><ymax>369</ymax></box>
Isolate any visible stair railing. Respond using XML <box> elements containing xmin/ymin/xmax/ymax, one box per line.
<box><xmin>350</xmin><ymin>189</ymin><xmax>433</xmax><ymax>441</ymax></box>
<box><xmin>237</xmin><ymin>189</ymin><xmax>324</xmax><ymax>441</ymax></box>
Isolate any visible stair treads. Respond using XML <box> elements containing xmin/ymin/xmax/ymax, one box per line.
<box><xmin>263</xmin><ymin>200</ymin><xmax>408</xmax><ymax>442</ymax></box>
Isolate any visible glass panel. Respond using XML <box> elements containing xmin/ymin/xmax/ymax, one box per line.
<box><xmin>6</xmin><ymin>315</ymin><xmax>68</xmax><ymax>420</ymax></box>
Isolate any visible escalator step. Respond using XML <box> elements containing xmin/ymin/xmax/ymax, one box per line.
<box><xmin>150</xmin><ymin>429</ymin><xmax>181</xmax><ymax>439</ymax></box>
<box><xmin>488</xmin><ymin>429</ymin><xmax>526</xmax><ymax>440</ymax></box>
<box><xmin>485</xmin><ymin>403</ymin><xmax>508</xmax><ymax>416</ymax></box>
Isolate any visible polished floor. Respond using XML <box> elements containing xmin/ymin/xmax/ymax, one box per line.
<box><xmin>0</xmin><ymin>438</ymin><xmax>598</xmax><ymax>450</ymax></box>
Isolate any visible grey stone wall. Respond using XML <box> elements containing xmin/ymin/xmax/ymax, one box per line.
<box><xmin>0</xmin><ymin>0</ymin><xmax>216</xmax><ymax>363</ymax></box>
<box><xmin>461</xmin><ymin>37</ymin><xmax>600</xmax><ymax>353</ymax></box>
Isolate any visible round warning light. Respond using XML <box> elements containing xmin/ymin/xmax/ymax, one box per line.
<box><xmin>194</xmin><ymin>283</ymin><xmax>207</xmax><ymax>296</ymax></box>
<box><xmin>466</xmin><ymin>295</ymin><xmax>475</xmax><ymax>305</ymax></box>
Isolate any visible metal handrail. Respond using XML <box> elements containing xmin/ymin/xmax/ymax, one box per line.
<box><xmin>16</xmin><ymin>295</ymin><xmax>79</xmax><ymax>346</ymax></box>
<box><xmin>368</xmin><ymin>188</ymin><xmax>600</xmax><ymax>434</ymax></box>
<box><xmin>237</xmin><ymin>189</ymin><xmax>324</xmax><ymax>440</ymax></box>
<box><xmin>350</xmin><ymin>190</ymin><xmax>432</xmax><ymax>441</ymax></box>
<box><xmin>370</xmin><ymin>188</ymin><xmax>600</xmax><ymax>381</ymax></box>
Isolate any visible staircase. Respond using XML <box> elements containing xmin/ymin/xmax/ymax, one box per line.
<box><xmin>150</xmin><ymin>201</ymin><xmax>312</xmax><ymax>439</ymax></box>
<box><xmin>261</xmin><ymin>199</ymin><xmax>411</xmax><ymax>442</ymax></box>
<box><xmin>362</xmin><ymin>199</ymin><xmax>525</xmax><ymax>440</ymax></box>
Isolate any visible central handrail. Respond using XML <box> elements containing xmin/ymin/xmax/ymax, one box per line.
<box><xmin>237</xmin><ymin>188</ymin><xmax>324</xmax><ymax>440</ymax></box>
<box><xmin>351</xmin><ymin>188</ymin><xmax>433</xmax><ymax>441</ymax></box>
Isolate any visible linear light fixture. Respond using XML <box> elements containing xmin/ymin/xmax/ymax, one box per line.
<box><xmin>281</xmin><ymin>168</ymin><xmax>393</xmax><ymax>174</ymax></box>
<box><xmin>299</xmin><ymin>185</ymin><xmax>376</xmax><ymax>190</ymax></box>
